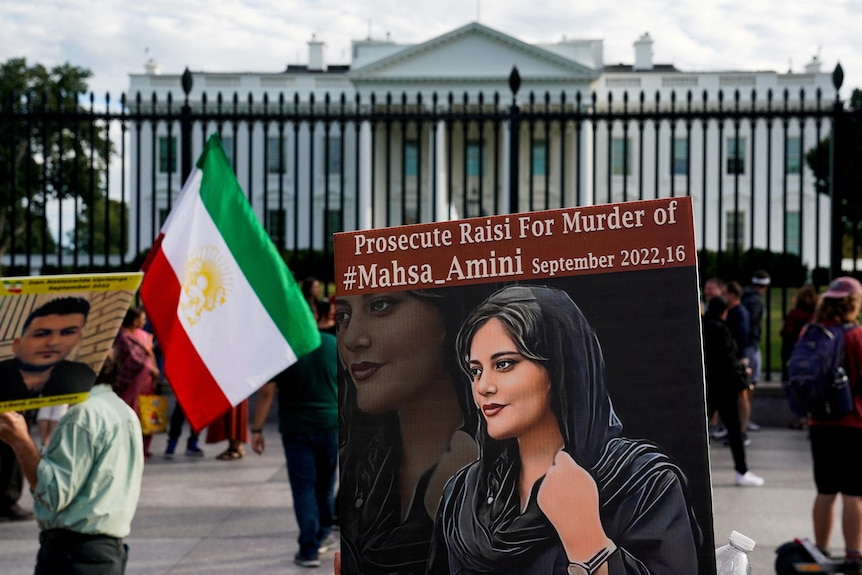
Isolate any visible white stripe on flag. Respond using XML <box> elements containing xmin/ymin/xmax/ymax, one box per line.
<box><xmin>160</xmin><ymin>169</ymin><xmax>297</xmax><ymax>404</ymax></box>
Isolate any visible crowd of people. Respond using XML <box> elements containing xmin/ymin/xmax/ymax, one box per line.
<box><xmin>702</xmin><ymin>271</ymin><xmax>862</xmax><ymax>566</ymax></box>
<box><xmin>5</xmin><ymin>270</ymin><xmax>862</xmax><ymax>573</ymax></box>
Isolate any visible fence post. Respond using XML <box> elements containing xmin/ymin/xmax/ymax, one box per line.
<box><xmin>508</xmin><ymin>67</ymin><xmax>521</xmax><ymax>214</ymax></box>
<box><xmin>181</xmin><ymin>68</ymin><xmax>194</xmax><ymax>183</ymax></box>
<box><xmin>829</xmin><ymin>64</ymin><xmax>846</xmax><ymax>278</ymax></box>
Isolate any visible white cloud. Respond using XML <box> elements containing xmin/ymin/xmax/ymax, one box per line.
<box><xmin>0</xmin><ymin>0</ymin><xmax>859</xmax><ymax>99</ymax></box>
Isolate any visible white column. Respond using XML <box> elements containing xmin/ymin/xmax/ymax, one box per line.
<box><xmin>358</xmin><ymin>122</ymin><xmax>373</xmax><ymax>229</ymax></box>
<box><xmin>435</xmin><ymin>121</ymin><xmax>448</xmax><ymax>221</ymax></box>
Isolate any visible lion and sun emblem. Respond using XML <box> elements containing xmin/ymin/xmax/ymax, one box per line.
<box><xmin>180</xmin><ymin>246</ymin><xmax>231</xmax><ymax>325</ymax></box>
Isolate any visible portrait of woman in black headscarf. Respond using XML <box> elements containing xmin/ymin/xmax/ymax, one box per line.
<box><xmin>336</xmin><ymin>289</ymin><xmax>480</xmax><ymax>575</ymax></box>
<box><xmin>427</xmin><ymin>284</ymin><xmax>701</xmax><ymax>575</ymax></box>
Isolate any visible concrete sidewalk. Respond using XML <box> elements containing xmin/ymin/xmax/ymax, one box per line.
<box><xmin>0</xmin><ymin>421</ymin><xmax>827</xmax><ymax>574</ymax></box>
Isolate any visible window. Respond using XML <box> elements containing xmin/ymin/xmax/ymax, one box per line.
<box><xmin>466</xmin><ymin>141</ymin><xmax>485</xmax><ymax>177</ymax></box>
<box><xmin>786</xmin><ymin>137</ymin><xmax>801</xmax><ymax>174</ymax></box>
<box><xmin>726</xmin><ymin>137</ymin><xmax>745</xmax><ymax>175</ymax></box>
<box><xmin>267</xmin><ymin>137</ymin><xmax>285</xmax><ymax>174</ymax></box>
<box><xmin>532</xmin><ymin>141</ymin><xmax>547</xmax><ymax>175</ymax></box>
<box><xmin>786</xmin><ymin>212</ymin><xmax>801</xmax><ymax>255</ymax></box>
<box><xmin>327</xmin><ymin>136</ymin><xmax>342</xmax><ymax>175</ymax></box>
<box><xmin>159</xmin><ymin>136</ymin><xmax>177</xmax><ymax>174</ymax></box>
<box><xmin>267</xmin><ymin>208</ymin><xmax>286</xmax><ymax>247</ymax></box>
<box><xmin>612</xmin><ymin>138</ymin><xmax>630</xmax><ymax>175</ymax></box>
<box><xmin>404</xmin><ymin>140</ymin><xmax>418</xmax><ymax>177</ymax></box>
<box><xmin>221</xmin><ymin>136</ymin><xmax>234</xmax><ymax>168</ymax></box>
<box><xmin>725</xmin><ymin>211</ymin><xmax>745</xmax><ymax>251</ymax></box>
<box><xmin>158</xmin><ymin>208</ymin><xmax>170</xmax><ymax>227</ymax></box>
<box><xmin>672</xmin><ymin>138</ymin><xmax>688</xmax><ymax>175</ymax></box>
<box><xmin>325</xmin><ymin>209</ymin><xmax>342</xmax><ymax>250</ymax></box>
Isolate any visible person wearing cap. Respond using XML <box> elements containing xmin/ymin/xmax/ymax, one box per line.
<box><xmin>739</xmin><ymin>270</ymin><xmax>771</xmax><ymax>435</ymax></box>
<box><xmin>807</xmin><ymin>276</ymin><xmax>862</xmax><ymax>563</ymax></box>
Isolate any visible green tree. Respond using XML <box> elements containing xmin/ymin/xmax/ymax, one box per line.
<box><xmin>0</xmin><ymin>58</ymin><xmax>112</xmax><ymax>273</ymax></box>
<box><xmin>805</xmin><ymin>88</ymin><xmax>862</xmax><ymax>257</ymax></box>
<box><xmin>65</xmin><ymin>198</ymin><xmax>128</xmax><ymax>256</ymax></box>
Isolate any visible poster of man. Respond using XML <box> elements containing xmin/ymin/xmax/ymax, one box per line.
<box><xmin>0</xmin><ymin>273</ymin><xmax>143</xmax><ymax>413</ymax></box>
<box><xmin>334</xmin><ymin>197</ymin><xmax>716</xmax><ymax>574</ymax></box>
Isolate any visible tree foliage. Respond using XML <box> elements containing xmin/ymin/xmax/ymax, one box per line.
<box><xmin>66</xmin><ymin>199</ymin><xmax>128</xmax><ymax>256</ymax></box>
<box><xmin>805</xmin><ymin>88</ymin><xmax>862</xmax><ymax>257</ymax></box>
<box><xmin>0</xmin><ymin>58</ymin><xmax>113</xmax><ymax>272</ymax></box>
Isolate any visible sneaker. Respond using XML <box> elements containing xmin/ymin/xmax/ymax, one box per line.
<box><xmin>747</xmin><ymin>421</ymin><xmax>762</xmax><ymax>432</ymax></box>
<box><xmin>164</xmin><ymin>439</ymin><xmax>177</xmax><ymax>459</ymax></box>
<box><xmin>294</xmin><ymin>553</ymin><xmax>321</xmax><ymax>568</ymax></box>
<box><xmin>709</xmin><ymin>426</ymin><xmax>728</xmax><ymax>440</ymax></box>
<box><xmin>735</xmin><ymin>471</ymin><xmax>765</xmax><ymax>487</ymax></box>
<box><xmin>318</xmin><ymin>534</ymin><xmax>338</xmax><ymax>554</ymax></box>
<box><xmin>185</xmin><ymin>440</ymin><xmax>204</xmax><ymax>457</ymax></box>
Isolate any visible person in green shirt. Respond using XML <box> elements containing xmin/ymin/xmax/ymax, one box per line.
<box><xmin>252</xmin><ymin>330</ymin><xmax>338</xmax><ymax>568</ymax></box>
<box><xmin>0</xmin><ymin>357</ymin><xmax>144</xmax><ymax>575</ymax></box>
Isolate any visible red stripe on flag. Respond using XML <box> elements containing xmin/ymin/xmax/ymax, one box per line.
<box><xmin>140</xmin><ymin>246</ymin><xmax>232</xmax><ymax>431</ymax></box>
<box><xmin>140</xmin><ymin>232</ymin><xmax>165</xmax><ymax>273</ymax></box>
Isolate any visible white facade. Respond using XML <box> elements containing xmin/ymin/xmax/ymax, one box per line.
<box><xmin>127</xmin><ymin>22</ymin><xmax>836</xmax><ymax>270</ymax></box>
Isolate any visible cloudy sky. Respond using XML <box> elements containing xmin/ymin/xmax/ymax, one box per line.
<box><xmin>1</xmin><ymin>0</ymin><xmax>859</xmax><ymax>101</ymax></box>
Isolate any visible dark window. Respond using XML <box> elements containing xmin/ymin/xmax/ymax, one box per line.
<box><xmin>673</xmin><ymin>138</ymin><xmax>688</xmax><ymax>175</ymax></box>
<box><xmin>404</xmin><ymin>140</ymin><xmax>418</xmax><ymax>177</ymax></box>
<box><xmin>727</xmin><ymin>137</ymin><xmax>745</xmax><ymax>175</ymax></box>
<box><xmin>786</xmin><ymin>137</ymin><xmax>801</xmax><ymax>174</ymax></box>
<box><xmin>466</xmin><ymin>141</ymin><xmax>485</xmax><ymax>177</ymax></box>
<box><xmin>532</xmin><ymin>140</ymin><xmax>547</xmax><ymax>175</ymax></box>
<box><xmin>612</xmin><ymin>138</ymin><xmax>630</xmax><ymax>175</ymax></box>
<box><xmin>159</xmin><ymin>136</ymin><xmax>177</xmax><ymax>174</ymax></box>
<box><xmin>267</xmin><ymin>137</ymin><xmax>285</xmax><ymax>174</ymax></box>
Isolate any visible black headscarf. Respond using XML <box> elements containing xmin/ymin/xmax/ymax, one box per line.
<box><xmin>430</xmin><ymin>285</ymin><xmax>699</xmax><ymax>575</ymax></box>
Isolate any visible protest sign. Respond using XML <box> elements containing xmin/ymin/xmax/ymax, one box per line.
<box><xmin>0</xmin><ymin>273</ymin><xmax>143</xmax><ymax>412</ymax></box>
<box><xmin>334</xmin><ymin>196</ymin><xmax>715</xmax><ymax>574</ymax></box>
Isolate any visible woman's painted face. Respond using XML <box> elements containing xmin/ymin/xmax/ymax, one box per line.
<box><xmin>336</xmin><ymin>292</ymin><xmax>449</xmax><ymax>414</ymax></box>
<box><xmin>468</xmin><ymin>318</ymin><xmax>555</xmax><ymax>441</ymax></box>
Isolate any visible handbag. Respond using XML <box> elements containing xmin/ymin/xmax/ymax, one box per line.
<box><xmin>138</xmin><ymin>394</ymin><xmax>168</xmax><ymax>434</ymax></box>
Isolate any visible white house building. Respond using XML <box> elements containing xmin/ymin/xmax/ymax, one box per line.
<box><xmin>127</xmin><ymin>23</ymin><xmax>836</xmax><ymax>271</ymax></box>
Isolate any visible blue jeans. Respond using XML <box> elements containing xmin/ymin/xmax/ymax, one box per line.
<box><xmin>281</xmin><ymin>431</ymin><xmax>338</xmax><ymax>559</ymax></box>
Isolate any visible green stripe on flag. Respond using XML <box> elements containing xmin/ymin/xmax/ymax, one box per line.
<box><xmin>196</xmin><ymin>133</ymin><xmax>321</xmax><ymax>358</ymax></box>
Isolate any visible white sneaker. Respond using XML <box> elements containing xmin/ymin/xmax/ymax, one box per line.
<box><xmin>747</xmin><ymin>421</ymin><xmax>761</xmax><ymax>432</ymax></box>
<box><xmin>318</xmin><ymin>534</ymin><xmax>338</xmax><ymax>554</ymax></box>
<box><xmin>735</xmin><ymin>471</ymin><xmax>765</xmax><ymax>487</ymax></box>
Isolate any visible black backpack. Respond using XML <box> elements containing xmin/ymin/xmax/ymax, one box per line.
<box><xmin>784</xmin><ymin>323</ymin><xmax>856</xmax><ymax>420</ymax></box>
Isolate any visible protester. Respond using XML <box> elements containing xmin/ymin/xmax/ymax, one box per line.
<box><xmin>1</xmin><ymin>296</ymin><xmax>96</xmax><ymax>522</ymax></box>
<box><xmin>163</xmin><ymin>403</ymin><xmax>204</xmax><ymax>458</ymax></box>
<box><xmin>806</xmin><ymin>276</ymin><xmax>862</xmax><ymax>563</ymax></box>
<box><xmin>251</xmin><ymin>331</ymin><xmax>338</xmax><ymax>568</ymax></box>
<box><xmin>701</xmin><ymin>277</ymin><xmax>726</xmax><ymax>314</ymax></box>
<box><xmin>35</xmin><ymin>404</ymin><xmax>69</xmax><ymax>453</ymax></box>
<box><xmin>207</xmin><ymin>402</ymin><xmax>248</xmax><ymax>460</ymax></box>
<box><xmin>113</xmin><ymin>307</ymin><xmax>160</xmax><ymax>459</ymax></box>
<box><xmin>740</xmin><ymin>270</ymin><xmax>771</xmax><ymax>433</ymax></box>
<box><xmin>302</xmin><ymin>277</ymin><xmax>323</xmax><ymax>322</ymax></box>
<box><xmin>0</xmin><ymin>355</ymin><xmax>144</xmax><ymax>574</ymax></box>
<box><xmin>781</xmin><ymin>284</ymin><xmax>820</xmax><ymax>429</ymax></box>
<box><xmin>702</xmin><ymin>297</ymin><xmax>764</xmax><ymax>487</ymax></box>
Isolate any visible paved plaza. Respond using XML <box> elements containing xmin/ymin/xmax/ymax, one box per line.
<box><xmin>0</xmin><ymin>393</ymin><xmax>832</xmax><ymax>574</ymax></box>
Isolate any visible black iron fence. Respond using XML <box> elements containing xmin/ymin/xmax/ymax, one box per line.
<box><xmin>2</xmin><ymin>65</ymin><xmax>861</xmax><ymax>377</ymax></box>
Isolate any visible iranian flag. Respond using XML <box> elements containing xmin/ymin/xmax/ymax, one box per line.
<box><xmin>140</xmin><ymin>134</ymin><xmax>320</xmax><ymax>431</ymax></box>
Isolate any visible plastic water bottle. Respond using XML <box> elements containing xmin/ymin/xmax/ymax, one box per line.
<box><xmin>716</xmin><ymin>530</ymin><xmax>756</xmax><ymax>574</ymax></box>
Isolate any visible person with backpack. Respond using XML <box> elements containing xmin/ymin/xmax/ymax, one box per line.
<box><xmin>805</xmin><ymin>276</ymin><xmax>862</xmax><ymax>563</ymax></box>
